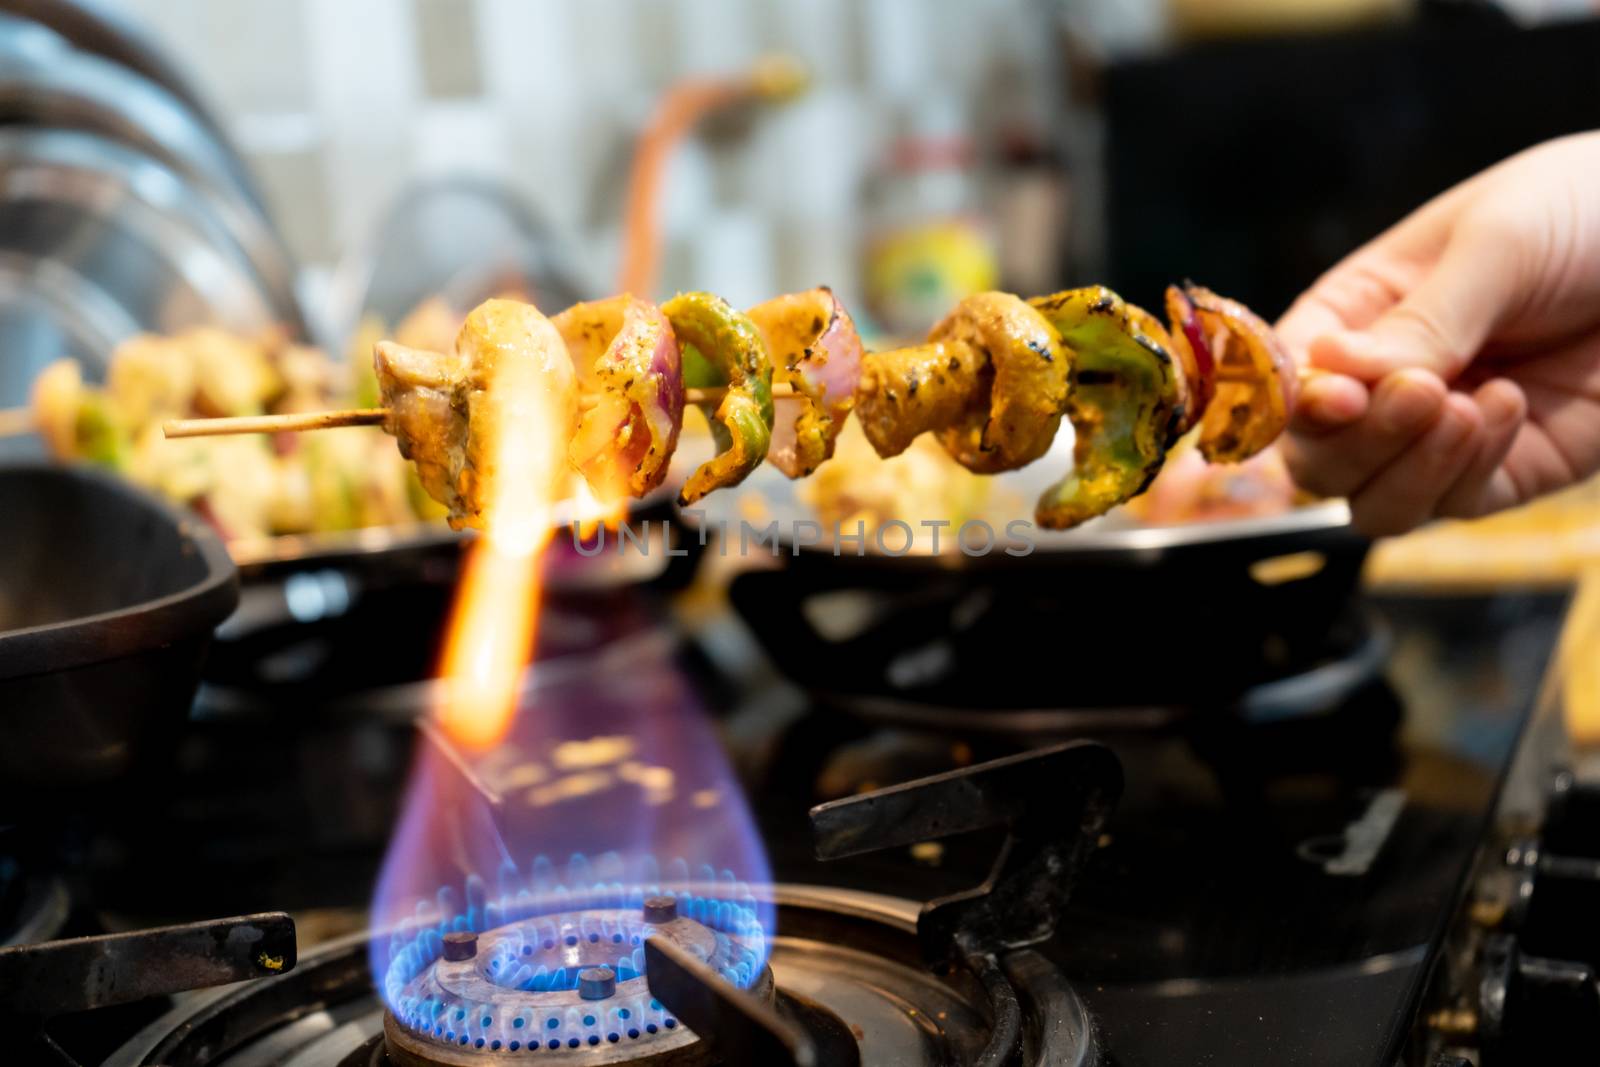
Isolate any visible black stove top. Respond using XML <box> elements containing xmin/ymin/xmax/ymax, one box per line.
<box><xmin>718</xmin><ymin>592</ymin><xmax>1570</xmax><ymax>1065</ymax></box>
<box><xmin>1</xmin><ymin>587</ymin><xmax>1581</xmax><ymax>1066</ymax></box>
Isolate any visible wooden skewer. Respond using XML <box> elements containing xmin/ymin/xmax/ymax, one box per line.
<box><xmin>162</xmin><ymin>366</ymin><xmax>1320</xmax><ymax>441</ymax></box>
<box><xmin>162</xmin><ymin>388</ymin><xmax>741</xmax><ymax>438</ymax></box>
<box><xmin>164</xmin><ymin>408</ymin><xmax>388</xmax><ymax>438</ymax></box>
<box><xmin>161</xmin><ymin>389</ymin><xmax>743</xmax><ymax>438</ymax></box>
<box><xmin>0</xmin><ymin>406</ymin><xmax>34</xmax><ymax>437</ymax></box>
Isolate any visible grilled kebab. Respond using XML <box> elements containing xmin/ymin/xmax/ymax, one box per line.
<box><xmin>362</xmin><ymin>282</ymin><xmax>1296</xmax><ymax>531</ymax></box>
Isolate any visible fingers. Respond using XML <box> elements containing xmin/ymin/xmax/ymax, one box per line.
<box><xmin>1282</xmin><ymin>368</ymin><xmax>1447</xmax><ymax>499</ymax></box>
<box><xmin>1277</xmin><ymin>285</ymin><xmax>1358</xmax><ymax>359</ymax></box>
<box><xmin>1291</xmin><ymin>372</ymin><xmax>1369</xmax><ymax>432</ymax></box>
<box><xmin>1346</xmin><ymin>392</ymin><xmax>1484</xmax><ymax>536</ymax></box>
<box><xmin>1493</xmin><ymin>401</ymin><xmax>1598</xmax><ymax>506</ymax></box>
<box><xmin>1282</xmin><ymin>367</ymin><xmax>1525</xmax><ymax>535</ymax></box>
<box><xmin>1279</xmin><ymin>292</ymin><xmax>1374</xmax><ymax>436</ymax></box>
<box><xmin>1286</xmin><ymin>375</ymin><xmax>1531</xmax><ymax>535</ymax></box>
<box><xmin>1306</xmin><ymin>222</ymin><xmax>1508</xmax><ymax>382</ymax></box>
<box><xmin>1276</xmin><ymin>255</ymin><xmax>1411</xmax><ymax>357</ymax></box>
<box><xmin>1465</xmin><ymin>335</ymin><xmax>1600</xmax><ymax>514</ymax></box>
<box><xmin>1435</xmin><ymin>379</ymin><xmax>1527</xmax><ymax>519</ymax></box>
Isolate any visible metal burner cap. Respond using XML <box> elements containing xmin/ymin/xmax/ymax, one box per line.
<box><xmin>383</xmin><ymin>905</ymin><xmax>771</xmax><ymax>1066</ymax></box>
<box><xmin>440</xmin><ymin>932</ymin><xmax>477</xmax><ymax>962</ymax></box>
<box><xmin>578</xmin><ymin>966</ymin><xmax>616</xmax><ymax>1000</ymax></box>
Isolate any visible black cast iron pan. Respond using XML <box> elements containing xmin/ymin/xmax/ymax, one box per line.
<box><xmin>197</xmin><ymin>490</ymin><xmax>706</xmax><ymax>707</ymax></box>
<box><xmin>686</xmin><ymin>465</ymin><xmax>1370</xmax><ymax>718</ymax></box>
<box><xmin>0</xmin><ymin>464</ymin><xmax>237</xmax><ymax>807</ymax></box>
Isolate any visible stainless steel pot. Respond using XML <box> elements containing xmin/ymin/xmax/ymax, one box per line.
<box><xmin>0</xmin><ymin>127</ymin><xmax>293</xmax><ymax>422</ymax></box>
<box><xmin>0</xmin><ymin>12</ymin><xmax>268</xmax><ymax>217</ymax></box>
<box><xmin>0</xmin><ymin>0</ymin><xmax>233</xmax><ymax>149</ymax></box>
<box><xmin>327</xmin><ymin>177</ymin><xmax>594</xmax><ymax>344</ymax></box>
<box><xmin>0</xmin><ymin>13</ymin><xmax>304</xmax><ymax>422</ymax></box>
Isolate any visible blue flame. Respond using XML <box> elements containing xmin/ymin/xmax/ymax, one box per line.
<box><xmin>368</xmin><ymin>633</ymin><xmax>775</xmax><ymax>1046</ymax></box>
<box><xmin>381</xmin><ymin>852</ymin><xmax>766</xmax><ymax>997</ymax></box>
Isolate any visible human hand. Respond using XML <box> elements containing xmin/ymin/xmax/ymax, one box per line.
<box><xmin>1277</xmin><ymin>131</ymin><xmax>1600</xmax><ymax>535</ymax></box>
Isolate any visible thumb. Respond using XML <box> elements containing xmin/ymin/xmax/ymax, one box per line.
<box><xmin>1307</xmin><ymin>224</ymin><xmax>1508</xmax><ymax>382</ymax></box>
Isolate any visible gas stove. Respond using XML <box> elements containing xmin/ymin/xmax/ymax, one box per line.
<box><xmin>1</xmin><ymin>588</ymin><xmax>1592</xmax><ymax>1066</ymax></box>
<box><xmin>18</xmin><ymin>736</ymin><xmax>1118</xmax><ymax>1067</ymax></box>
<box><xmin>92</xmin><ymin>883</ymin><xmax>1094</xmax><ymax>1067</ymax></box>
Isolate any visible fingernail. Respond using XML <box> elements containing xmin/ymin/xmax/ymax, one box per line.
<box><xmin>1311</xmin><ymin>330</ymin><xmax>1388</xmax><ymax>377</ymax></box>
<box><xmin>1375</xmin><ymin>373</ymin><xmax>1442</xmax><ymax>434</ymax></box>
<box><xmin>1305</xmin><ymin>375</ymin><xmax>1368</xmax><ymax>424</ymax></box>
<box><xmin>1477</xmin><ymin>380</ymin><xmax>1525</xmax><ymax>427</ymax></box>
<box><xmin>1434</xmin><ymin>404</ymin><xmax>1475</xmax><ymax>449</ymax></box>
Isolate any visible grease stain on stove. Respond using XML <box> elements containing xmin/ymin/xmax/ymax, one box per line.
<box><xmin>617</xmin><ymin>760</ymin><xmax>676</xmax><ymax>806</ymax></box>
<box><xmin>550</xmin><ymin>735</ymin><xmax>636</xmax><ymax>770</ymax></box>
<box><xmin>495</xmin><ymin>762</ymin><xmax>547</xmax><ymax>788</ymax></box>
<box><xmin>525</xmin><ymin>770</ymin><xmax>614</xmax><ymax>807</ymax></box>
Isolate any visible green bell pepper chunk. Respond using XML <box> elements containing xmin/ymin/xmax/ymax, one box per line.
<box><xmin>1028</xmin><ymin>286</ymin><xmax>1180</xmax><ymax>529</ymax></box>
<box><xmin>661</xmin><ymin>291</ymin><xmax>774</xmax><ymax>505</ymax></box>
<box><xmin>75</xmin><ymin>393</ymin><xmax>130</xmax><ymax>471</ymax></box>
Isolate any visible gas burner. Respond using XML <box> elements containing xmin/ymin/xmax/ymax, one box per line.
<box><xmin>374</xmin><ymin>858</ymin><xmax>771</xmax><ymax>1064</ymax></box>
<box><xmin>99</xmin><ymin>887</ymin><xmax>1092</xmax><ymax>1067</ymax></box>
<box><xmin>382</xmin><ymin>893</ymin><xmax>767</xmax><ymax>1063</ymax></box>
<box><xmin>102</xmin><ymin>742</ymin><xmax>1120</xmax><ymax>1067</ymax></box>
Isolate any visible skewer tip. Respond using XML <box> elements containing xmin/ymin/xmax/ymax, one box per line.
<box><xmin>162</xmin><ymin>408</ymin><xmax>389</xmax><ymax>439</ymax></box>
<box><xmin>0</xmin><ymin>406</ymin><xmax>35</xmax><ymax>438</ymax></box>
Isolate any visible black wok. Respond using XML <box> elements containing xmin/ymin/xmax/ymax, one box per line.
<box><xmin>0</xmin><ymin>465</ymin><xmax>237</xmax><ymax>807</ymax></box>
<box><xmin>686</xmin><ymin>465</ymin><xmax>1370</xmax><ymax>719</ymax></box>
<box><xmin>198</xmin><ymin>491</ymin><xmax>706</xmax><ymax>709</ymax></box>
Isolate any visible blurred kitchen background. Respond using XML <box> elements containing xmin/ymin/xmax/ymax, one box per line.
<box><xmin>6</xmin><ymin>0</ymin><xmax>1600</xmax><ymax>580</ymax></box>
<box><xmin>9</xmin><ymin>10</ymin><xmax>1600</xmax><ymax>1063</ymax></box>
<box><xmin>105</xmin><ymin>0</ymin><xmax>1073</xmax><ymax>334</ymax></box>
<box><xmin>79</xmin><ymin>0</ymin><xmax>1600</xmax><ymax>333</ymax></box>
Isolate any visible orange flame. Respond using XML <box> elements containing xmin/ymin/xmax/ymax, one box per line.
<box><xmin>435</xmin><ymin>539</ymin><xmax>544</xmax><ymax>751</ymax></box>
<box><xmin>432</xmin><ymin>324</ymin><xmax>634</xmax><ymax>751</ymax></box>
<box><xmin>436</xmin><ymin>485</ymin><xmax>631</xmax><ymax>750</ymax></box>
<box><xmin>571</xmin><ymin>478</ymin><xmax>632</xmax><ymax>543</ymax></box>
<box><xmin>434</xmin><ymin>328</ymin><xmax>570</xmax><ymax>751</ymax></box>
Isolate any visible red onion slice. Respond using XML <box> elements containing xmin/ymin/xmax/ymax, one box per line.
<box><xmin>745</xmin><ymin>287</ymin><xmax>864</xmax><ymax>478</ymax></box>
<box><xmin>553</xmin><ymin>295</ymin><xmax>683</xmax><ymax>500</ymax></box>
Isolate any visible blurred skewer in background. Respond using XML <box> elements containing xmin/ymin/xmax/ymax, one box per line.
<box><xmin>617</xmin><ymin>53</ymin><xmax>808</xmax><ymax>298</ymax></box>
